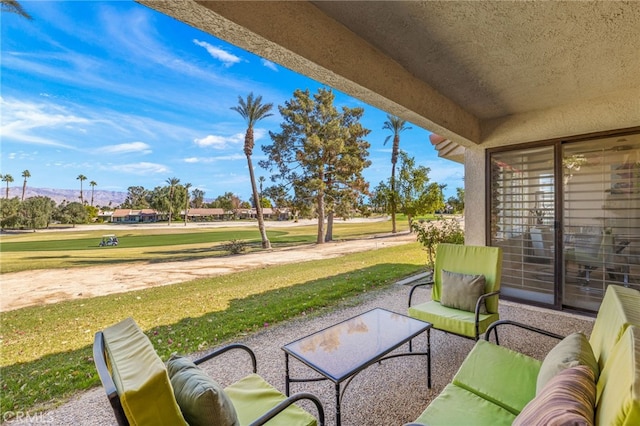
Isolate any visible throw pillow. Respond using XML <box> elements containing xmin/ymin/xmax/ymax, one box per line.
<box><xmin>440</xmin><ymin>269</ymin><xmax>487</xmax><ymax>313</ymax></box>
<box><xmin>166</xmin><ymin>354</ymin><xmax>239</xmax><ymax>426</ymax></box>
<box><xmin>513</xmin><ymin>365</ymin><xmax>596</xmax><ymax>426</ymax></box>
<box><xmin>536</xmin><ymin>332</ymin><xmax>599</xmax><ymax>394</ymax></box>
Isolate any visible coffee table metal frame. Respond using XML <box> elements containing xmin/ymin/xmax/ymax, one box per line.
<box><xmin>282</xmin><ymin>308</ymin><xmax>431</xmax><ymax>426</ymax></box>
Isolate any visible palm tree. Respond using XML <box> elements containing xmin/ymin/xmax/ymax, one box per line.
<box><xmin>20</xmin><ymin>169</ymin><xmax>30</xmax><ymax>201</ymax></box>
<box><xmin>90</xmin><ymin>181</ymin><xmax>97</xmax><ymax>206</ymax></box>
<box><xmin>1</xmin><ymin>174</ymin><xmax>14</xmax><ymax>199</ymax></box>
<box><xmin>166</xmin><ymin>177</ymin><xmax>180</xmax><ymax>225</ymax></box>
<box><xmin>383</xmin><ymin>115</ymin><xmax>412</xmax><ymax>233</ymax></box>
<box><xmin>231</xmin><ymin>93</ymin><xmax>273</xmax><ymax>249</ymax></box>
<box><xmin>1</xmin><ymin>1</ymin><xmax>32</xmax><ymax>20</ymax></box>
<box><xmin>183</xmin><ymin>182</ymin><xmax>191</xmax><ymax>226</ymax></box>
<box><xmin>76</xmin><ymin>174</ymin><xmax>87</xmax><ymax>204</ymax></box>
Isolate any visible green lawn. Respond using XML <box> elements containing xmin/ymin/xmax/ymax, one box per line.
<box><xmin>0</xmin><ymin>219</ymin><xmax>413</xmax><ymax>273</ymax></box>
<box><xmin>0</xmin><ymin>243</ymin><xmax>426</xmax><ymax>416</ymax></box>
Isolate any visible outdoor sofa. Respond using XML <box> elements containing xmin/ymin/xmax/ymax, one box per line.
<box><xmin>406</xmin><ymin>284</ymin><xmax>640</xmax><ymax>425</ymax></box>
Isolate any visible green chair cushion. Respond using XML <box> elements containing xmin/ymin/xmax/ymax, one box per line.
<box><xmin>513</xmin><ymin>365</ymin><xmax>596</xmax><ymax>426</ymax></box>
<box><xmin>431</xmin><ymin>244</ymin><xmax>503</xmax><ymax>313</ymax></box>
<box><xmin>440</xmin><ymin>269</ymin><xmax>487</xmax><ymax>313</ymax></box>
<box><xmin>536</xmin><ymin>332</ymin><xmax>599</xmax><ymax>394</ymax></box>
<box><xmin>590</xmin><ymin>285</ymin><xmax>640</xmax><ymax>370</ymax></box>
<box><xmin>224</xmin><ymin>373</ymin><xmax>317</xmax><ymax>426</ymax></box>
<box><xmin>166</xmin><ymin>355</ymin><xmax>239</xmax><ymax>426</ymax></box>
<box><xmin>409</xmin><ymin>301</ymin><xmax>498</xmax><ymax>339</ymax></box>
<box><xmin>596</xmin><ymin>325</ymin><xmax>640</xmax><ymax>426</ymax></box>
<box><xmin>415</xmin><ymin>383</ymin><xmax>516</xmax><ymax>426</ymax></box>
<box><xmin>102</xmin><ymin>318</ymin><xmax>187</xmax><ymax>425</ymax></box>
<box><xmin>452</xmin><ymin>339</ymin><xmax>541</xmax><ymax>415</ymax></box>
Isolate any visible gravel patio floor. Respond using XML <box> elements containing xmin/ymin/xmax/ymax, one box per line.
<box><xmin>10</xmin><ymin>281</ymin><xmax>595</xmax><ymax>426</ymax></box>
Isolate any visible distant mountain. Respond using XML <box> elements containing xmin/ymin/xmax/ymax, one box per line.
<box><xmin>3</xmin><ymin>187</ymin><xmax>127</xmax><ymax>207</ymax></box>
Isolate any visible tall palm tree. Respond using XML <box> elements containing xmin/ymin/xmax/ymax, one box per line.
<box><xmin>382</xmin><ymin>115</ymin><xmax>412</xmax><ymax>233</ymax></box>
<box><xmin>183</xmin><ymin>182</ymin><xmax>191</xmax><ymax>226</ymax></box>
<box><xmin>166</xmin><ymin>177</ymin><xmax>180</xmax><ymax>225</ymax></box>
<box><xmin>1</xmin><ymin>1</ymin><xmax>32</xmax><ymax>20</ymax></box>
<box><xmin>2</xmin><ymin>174</ymin><xmax>14</xmax><ymax>199</ymax></box>
<box><xmin>231</xmin><ymin>93</ymin><xmax>273</xmax><ymax>249</ymax></box>
<box><xmin>89</xmin><ymin>181</ymin><xmax>97</xmax><ymax>206</ymax></box>
<box><xmin>76</xmin><ymin>174</ymin><xmax>87</xmax><ymax>204</ymax></box>
<box><xmin>20</xmin><ymin>169</ymin><xmax>30</xmax><ymax>201</ymax></box>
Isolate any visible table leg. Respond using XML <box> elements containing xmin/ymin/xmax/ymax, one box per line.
<box><xmin>335</xmin><ymin>382</ymin><xmax>341</xmax><ymax>426</ymax></box>
<box><xmin>427</xmin><ymin>328</ymin><xmax>432</xmax><ymax>389</ymax></box>
<box><xmin>285</xmin><ymin>353</ymin><xmax>290</xmax><ymax>396</ymax></box>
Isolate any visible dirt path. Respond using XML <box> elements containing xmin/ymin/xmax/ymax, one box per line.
<box><xmin>1</xmin><ymin>232</ymin><xmax>417</xmax><ymax>312</ymax></box>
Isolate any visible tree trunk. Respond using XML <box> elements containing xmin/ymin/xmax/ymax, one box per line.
<box><xmin>325</xmin><ymin>210</ymin><xmax>334</xmax><ymax>242</ymax></box>
<box><xmin>390</xmin><ymin>163</ymin><xmax>397</xmax><ymax>233</ymax></box>
<box><xmin>247</xmin><ymin>155</ymin><xmax>271</xmax><ymax>249</ymax></box>
<box><xmin>316</xmin><ymin>192</ymin><xmax>325</xmax><ymax>244</ymax></box>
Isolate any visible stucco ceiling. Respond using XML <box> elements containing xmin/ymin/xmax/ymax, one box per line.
<box><xmin>139</xmin><ymin>1</ymin><xmax>640</xmax><ymax>152</ymax></box>
<box><xmin>311</xmin><ymin>1</ymin><xmax>639</xmax><ymax>121</ymax></box>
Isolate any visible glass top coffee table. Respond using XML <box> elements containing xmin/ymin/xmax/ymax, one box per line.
<box><xmin>282</xmin><ymin>308</ymin><xmax>431</xmax><ymax>426</ymax></box>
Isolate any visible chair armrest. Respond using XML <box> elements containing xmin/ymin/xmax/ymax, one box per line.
<box><xmin>484</xmin><ymin>319</ymin><xmax>565</xmax><ymax>343</ymax></box>
<box><xmin>249</xmin><ymin>392</ymin><xmax>326</xmax><ymax>426</ymax></box>
<box><xmin>408</xmin><ymin>282</ymin><xmax>431</xmax><ymax>308</ymax></box>
<box><xmin>193</xmin><ymin>343</ymin><xmax>257</xmax><ymax>374</ymax></box>
<box><xmin>472</xmin><ymin>290</ymin><xmax>501</xmax><ymax>338</ymax></box>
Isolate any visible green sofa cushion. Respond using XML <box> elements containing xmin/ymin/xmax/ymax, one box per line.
<box><xmin>440</xmin><ymin>269</ymin><xmax>487</xmax><ymax>313</ymax></box>
<box><xmin>596</xmin><ymin>325</ymin><xmax>640</xmax><ymax>426</ymax></box>
<box><xmin>452</xmin><ymin>339</ymin><xmax>541</xmax><ymax>415</ymax></box>
<box><xmin>589</xmin><ymin>285</ymin><xmax>640</xmax><ymax>370</ymax></box>
<box><xmin>536</xmin><ymin>332</ymin><xmax>599</xmax><ymax>394</ymax></box>
<box><xmin>432</xmin><ymin>244</ymin><xmax>503</xmax><ymax>313</ymax></box>
<box><xmin>513</xmin><ymin>365</ymin><xmax>596</xmax><ymax>426</ymax></box>
<box><xmin>409</xmin><ymin>301</ymin><xmax>498</xmax><ymax>339</ymax></box>
<box><xmin>166</xmin><ymin>355</ymin><xmax>239</xmax><ymax>426</ymax></box>
<box><xmin>224</xmin><ymin>373</ymin><xmax>317</xmax><ymax>426</ymax></box>
<box><xmin>102</xmin><ymin>318</ymin><xmax>187</xmax><ymax>425</ymax></box>
<box><xmin>415</xmin><ymin>383</ymin><xmax>516</xmax><ymax>426</ymax></box>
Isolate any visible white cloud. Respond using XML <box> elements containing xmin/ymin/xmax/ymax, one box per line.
<box><xmin>109</xmin><ymin>162</ymin><xmax>169</xmax><ymax>175</ymax></box>
<box><xmin>183</xmin><ymin>154</ymin><xmax>245</xmax><ymax>163</ymax></box>
<box><xmin>193</xmin><ymin>39</ymin><xmax>241</xmax><ymax>67</ymax></box>
<box><xmin>193</xmin><ymin>133</ymin><xmax>244</xmax><ymax>149</ymax></box>
<box><xmin>95</xmin><ymin>142</ymin><xmax>152</xmax><ymax>155</ymax></box>
<box><xmin>0</xmin><ymin>97</ymin><xmax>85</xmax><ymax>148</ymax></box>
<box><xmin>261</xmin><ymin>59</ymin><xmax>278</xmax><ymax>71</ymax></box>
<box><xmin>193</xmin><ymin>128</ymin><xmax>268</xmax><ymax>149</ymax></box>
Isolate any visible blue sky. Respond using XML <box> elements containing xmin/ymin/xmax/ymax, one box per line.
<box><xmin>1</xmin><ymin>0</ymin><xmax>463</xmax><ymax>202</ymax></box>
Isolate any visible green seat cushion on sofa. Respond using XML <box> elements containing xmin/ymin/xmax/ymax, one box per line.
<box><xmin>409</xmin><ymin>301</ymin><xmax>499</xmax><ymax>338</ymax></box>
<box><xmin>589</xmin><ymin>285</ymin><xmax>640</xmax><ymax>371</ymax></box>
<box><xmin>224</xmin><ymin>373</ymin><xmax>317</xmax><ymax>426</ymax></box>
<box><xmin>166</xmin><ymin>355</ymin><xmax>239</xmax><ymax>426</ymax></box>
<box><xmin>452</xmin><ymin>339</ymin><xmax>541</xmax><ymax>415</ymax></box>
<box><xmin>415</xmin><ymin>383</ymin><xmax>516</xmax><ymax>426</ymax></box>
<box><xmin>595</xmin><ymin>325</ymin><xmax>640</xmax><ymax>426</ymax></box>
<box><xmin>102</xmin><ymin>318</ymin><xmax>187</xmax><ymax>425</ymax></box>
<box><xmin>536</xmin><ymin>332</ymin><xmax>599</xmax><ymax>394</ymax></box>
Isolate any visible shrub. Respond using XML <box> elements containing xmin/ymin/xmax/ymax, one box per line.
<box><xmin>412</xmin><ymin>218</ymin><xmax>464</xmax><ymax>268</ymax></box>
<box><xmin>224</xmin><ymin>239</ymin><xmax>248</xmax><ymax>255</ymax></box>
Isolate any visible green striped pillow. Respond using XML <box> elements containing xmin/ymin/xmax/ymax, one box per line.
<box><xmin>514</xmin><ymin>365</ymin><xmax>596</xmax><ymax>426</ymax></box>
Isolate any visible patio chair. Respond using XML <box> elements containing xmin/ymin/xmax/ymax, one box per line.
<box><xmin>408</xmin><ymin>243</ymin><xmax>503</xmax><ymax>341</ymax></box>
<box><xmin>93</xmin><ymin>317</ymin><xmax>325</xmax><ymax>426</ymax></box>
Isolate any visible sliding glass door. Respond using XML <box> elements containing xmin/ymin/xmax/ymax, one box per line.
<box><xmin>489</xmin><ymin>145</ymin><xmax>556</xmax><ymax>305</ymax></box>
<box><xmin>562</xmin><ymin>135</ymin><xmax>640</xmax><ymax>311</ymax></box>
<box><xmin>489</xmin><ymin>130</ymin><xmax>640</xmax><ymax>312</ymax></box>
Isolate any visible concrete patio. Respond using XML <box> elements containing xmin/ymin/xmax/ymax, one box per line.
<box><xmin>15</xmin><ymin>278</ymin><xmax>595</xmax><ymax>426</ymax></box>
